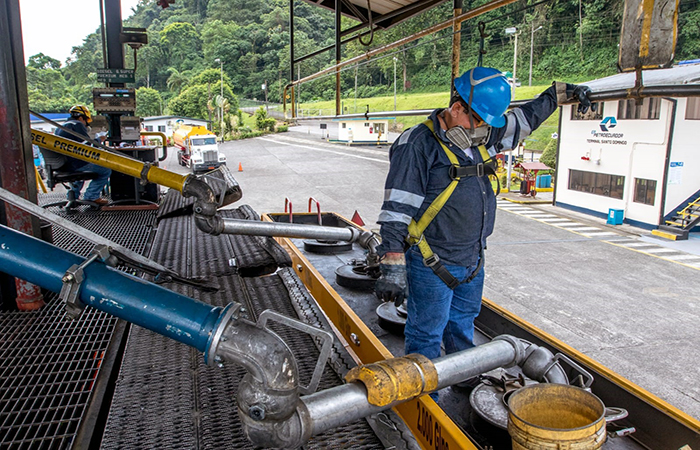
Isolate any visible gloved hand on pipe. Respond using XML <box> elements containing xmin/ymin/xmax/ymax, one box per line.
<box><xmin>554</xmin><ymin>82</ymin><xmax>596</xmax><ymax>114</ymax></box>
<box><xmin>569</xmin><ymin>84</ymin><xmax>596</xmax><ymax>114</ymax></box>
<box><xmin>374</xmin><ymin>252</ymin><xmax>408</xmax><ymax>307</ymax></box>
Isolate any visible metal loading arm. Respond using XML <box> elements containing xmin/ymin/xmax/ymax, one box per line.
<box><xmin>220</xmin><ymin>218</ymin><xmax>381</xmax><ymax>266</ymax></box>
<box><xmin>0</xmin><ymin>224</ymin><xmax>579</xmax><ymax>449</ymax></box>
<box><xmin>29</xmin><ymin>128</ymin><xmax>240</xmax><ymax>233</ymax></box>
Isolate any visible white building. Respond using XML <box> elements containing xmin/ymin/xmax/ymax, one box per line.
<box><xmin>554</xmin><ymin>63</ymin><xmax>700</xmax><ymax>231</ymax></box>
<box><xmin>332</xmin><ymin>117</ymin><xmax>393</xmax><ymax>144</ymax></box>
<box><xmin>141</xmin><ymin>116</ymin><xmax>211</xmax><ymax>138</ymax></box>
<box><xmin>30</xmin><ymin>113</ymin><xmax>70</xmax><ymax>133</ymax></box>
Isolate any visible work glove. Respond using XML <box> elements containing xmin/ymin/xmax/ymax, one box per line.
<box><xmin>553</xmin><ymin>82</ymin><xmax>596</xmax><ymax>114</ymax></box>
<box><xmin>374</xmin><ymin>252</ymin><xmax>408</xmax><ymax>307</ymax></box>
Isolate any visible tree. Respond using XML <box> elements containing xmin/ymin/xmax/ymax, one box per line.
<box><xmin>27</xmin><ymin>53</ymin><xmax>62</xmax><ymax>70</ymax></box>
<box><xmin>540</xmin><ymin>138</ymin><xmax>557</xmax><ymax>169</ymax></box>
<box><xmin>160</xmin><ymin>22</ymin><xmax>202</xmax><ymax>68</ymax></box>
<box><xmin>136</xmin><ymin>87</ymin><xmax>164</xmax><ymax>117</ymax></box>
<box><xmin>166</xmin><ymin>67</ymin><xmax>191</xmax><ymax>93</ymax></box>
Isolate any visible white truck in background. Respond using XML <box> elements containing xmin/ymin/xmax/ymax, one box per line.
<box><xmin>172</xmin><ymin>125</ymin><xmax>226</xmax><ymax>174</ymax></box>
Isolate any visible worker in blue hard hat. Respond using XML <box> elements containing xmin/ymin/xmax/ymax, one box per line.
<box><xmin>375</xmin><ymin>67</ymin><xmax>593</xmax><ymax>399</ymax></box>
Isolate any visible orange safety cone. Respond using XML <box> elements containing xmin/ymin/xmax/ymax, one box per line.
<box><xmin>351</xmin><ymin>210</ymin><xmax>365</xmax><ymax>227</ymax></box>
<box><xmin>238</xmin><ymin>162</ymin><xmax>243</xmax><ymax>172</ymax></box>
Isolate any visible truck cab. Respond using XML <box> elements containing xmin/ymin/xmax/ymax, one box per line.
<box><xmin>173</xmin><ymin>125</ymin><xmax>227</xmax><ymax>174</ymax></box>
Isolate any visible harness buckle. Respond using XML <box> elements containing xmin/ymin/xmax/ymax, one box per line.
<box><xmin>448</xmin><ymin>164</ymin><xmax>460</xmax><ymax>180</ymax></box>
<box><xmin>476</xmin><ymin>163</ymin><xmax>484</xmax><ymax>177</ymax></box>
<box><xmin>423</xmin><ymin>254</ymin><xmax>440</xmax><ymax>268</ymax></box>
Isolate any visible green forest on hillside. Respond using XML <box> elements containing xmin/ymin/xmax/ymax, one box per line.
<box><xmin>26</xmin><ymin>0</ymin><xmax>700</xmax><ymax>131</ymax></box>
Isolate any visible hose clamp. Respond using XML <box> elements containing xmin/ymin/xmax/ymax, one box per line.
<box><xmin>61</xmin><ymin>245</ymin><xmax>112</xmax><ymax>319</ymax></box>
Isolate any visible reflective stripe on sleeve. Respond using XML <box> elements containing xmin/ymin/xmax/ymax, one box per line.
<box><xmin>384</xmin><ymin>188</ymin><xmax>424</xmax><ymax>208</ymax></box>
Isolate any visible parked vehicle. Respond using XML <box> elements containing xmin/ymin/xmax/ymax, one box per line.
<box><xmin>172</xmin><ymin>125</ymin><xmax>226</xmax><ymax>173</ymax></box>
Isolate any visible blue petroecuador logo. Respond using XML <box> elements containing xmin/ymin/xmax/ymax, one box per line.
<box><xmin>588</xmin><ymin>116</ymin><xmax>625</xmax><ymax>145</ymax></box>
<box><xmin>599</xmin><ymin>116</ymin><xmax>617</xmax><ymax>131</ymax></box>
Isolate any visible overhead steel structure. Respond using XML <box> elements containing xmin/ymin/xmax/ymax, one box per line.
<box><xmin>289</xmin><ymin>0</ymin><xmax>476</xmax><ymax>117</ymax></box>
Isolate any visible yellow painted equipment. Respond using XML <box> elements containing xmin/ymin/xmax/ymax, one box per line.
<box><xmin>345</xmin><ymin>353</ymin><xmax>438</xmax><ymax>407</ymax></box>
<box><xmin>507</xmin><ymin>384</ymin><xmax>606</xmax><ymax>450</ymax></box>
<box><xmin>30</xmin><ymin>129</ymin><xmax>189</xmax><ymax>193</ymax></box>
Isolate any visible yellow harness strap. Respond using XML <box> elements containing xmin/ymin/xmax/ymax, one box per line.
<box><xmin>406</xmin><ymin>120</ymin><xmax>488</xmax><ymax>275</ymax></box>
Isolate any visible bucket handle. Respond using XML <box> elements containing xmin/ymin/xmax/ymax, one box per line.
<box><xmin>604</xmin><ymin>406</ymin><xmax>628</xmax><ymax>423</ymax></box>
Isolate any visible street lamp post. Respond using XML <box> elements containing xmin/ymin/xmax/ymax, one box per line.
<box><xmin>393</xmin><ymin>57</ymin><xmax>398</xmax><ymax>111</ymax></box>
<box><xmin>505</xmin><ymin>27</ymin><xmax>521</xmax><ymax>100</ymax></box>
<box><xmin>214</xmin><ymin>58</ymin><xmax>224</xmax><ymax>138</ymax></box>
<box><xmin>262</xmin><ymin>82</ymin><xmax>268</xmax><ymax>112</ymax></box>
<box><xmin>529</xmin><ymin>24</ymin><xmax>543</xmax><ymax>86</ymax></box>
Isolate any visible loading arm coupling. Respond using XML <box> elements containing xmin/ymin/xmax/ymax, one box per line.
<box><xmin>344</xmin><ymin>353</ymin><xmax>438</xmax><ymax>406</ymax></box>
<box><xmin>181</xmin><ymin>176</ymin><xmax>224</xmax><ymax>235</ymax></box>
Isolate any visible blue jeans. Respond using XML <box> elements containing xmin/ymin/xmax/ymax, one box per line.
<box><xmin>404</xmin><ymin>248</ymin><xmax>484</xmax><ymax>360</ymax></box>
<box><xmin>63</xmin><ymin>159</ymin><xmax>111</xmax><ymax>201</ymax></box>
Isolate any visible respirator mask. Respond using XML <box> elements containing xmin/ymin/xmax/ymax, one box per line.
<box><xmin>444</xmin><ymin>123</ymin><xmax>490</xmax><ymax>150</ymax></box>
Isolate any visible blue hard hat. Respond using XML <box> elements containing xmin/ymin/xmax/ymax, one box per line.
<box><xmin>453</xmin><ymin>67</ymin><xmax>511</xmax><ymax>128</ymax></box>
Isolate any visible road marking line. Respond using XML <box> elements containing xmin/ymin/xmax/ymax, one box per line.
<box><xmin>665</xmin><ymin>254</ymin><xmax>700</xmax><ymax>261</ymax></box>
<box><xmin>642</xmin><ymin>247</ymin><xmax>684</xmax><ymax>253</ymax></box>
<box><xmin>567</xmin><ymin>227</ymin><xmax>603</xmax><ymax>231</ymax></box>
<box><xmin>581</xmin><ymin>231</ymin><xmax>618</xmax><ymax>236</ymax></box>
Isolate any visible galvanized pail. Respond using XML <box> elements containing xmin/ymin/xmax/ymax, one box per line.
<box><xmin>506</xmin><ymin>384</ymin><xmax>606</xmax><ymax>450</ymax></box>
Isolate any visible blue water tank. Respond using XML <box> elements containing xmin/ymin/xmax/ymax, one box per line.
<box><xmin>536</xmin><ymin>175</ymin><xmax>551</xmax><ymax>188</ymax></box>
<box><xmin>607</xmin><ymin>209</ymin><xmax>624</xmax><ymax>225</ymax></box>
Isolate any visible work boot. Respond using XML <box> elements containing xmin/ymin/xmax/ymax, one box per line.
<box><xmin>89</xmin><ymin>198</ymin><xmax>109</xmax><ymax>206</ymax></box>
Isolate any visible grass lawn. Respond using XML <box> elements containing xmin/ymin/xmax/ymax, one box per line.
<box><xmin>297</xmin><ymin>85</ymin><xmax>559</xmax><ymax>151</ymax></box>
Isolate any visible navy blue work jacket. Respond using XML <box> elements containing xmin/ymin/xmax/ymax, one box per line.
<box><xmin>377</xmin><ymin>85</ymin><xmax>558</xmax><ymax>266</ymax></box>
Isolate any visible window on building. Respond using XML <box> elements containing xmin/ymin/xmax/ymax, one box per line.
<box><xmin>685</xmin><ymin>97</ymin><xmax>700</xmax><ymax>120</ymax></box>
<box><xmin>145</xmin><ymin>125</ymin><xmax>153</xmax><ymax>131</ymax></box>
<box><xmin>158</xmin><ymin>125</ymin><xmax>166</xmax><ymax>132</ymax></box>
<box><xmin>617</xmin><ymin>97</ymin><xmax>661</xmax><ymax>120</ymax></box>
<box><xmin>373</xmin><ymin>123</ymin><xmax>385</xmax><ymax>133</ymax></box>
<box><xmin>633</xmin><ymin>178</ymin><xmax>656</xmax><ymax>205</ymax></box>
<box><xmin>342</xmin><ymin>123</ymin><xmax>346</xmax><ymax>129</ymax></box>
<box><xmin>568</xmin><ymin>169</ymin><xmax>625</xmax><ymax>199</ymax></box>
<box><xmin>570</xmin><ymin>103</ymin><xmax>604</xmax><ymax>121</ymax></box>
<box><xmin>364</xmin><ymin>123</ymin><xmax>370</xmax><ymax>127</ymax></box>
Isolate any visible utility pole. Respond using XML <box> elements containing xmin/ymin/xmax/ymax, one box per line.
<box><xmin>215</xmin><ymin>58</ymin><xmax>224</xmax><ymax>137</ymax></box>
<box><xmin>393</xmin><ymin>57</ymin><xmax>397</xmax><ymax>111</ymax></box>
<box><xmin>505</xmin><ymin>27</ymin><xmax>521</xmax><ymax>100</ymax></box>
<box><xmin>529</xmin><ymin>24</ymin><xmax>543</xmax><ymax>87</ymax></box>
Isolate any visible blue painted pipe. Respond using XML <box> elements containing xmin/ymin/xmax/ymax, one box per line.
<box><xmin>0</xmin><ymin>225</ymin><xmax>222</xmax><ymax>352</ymax></box>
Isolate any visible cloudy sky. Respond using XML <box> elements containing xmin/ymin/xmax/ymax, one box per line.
<box><xmin>19</xmin><ymin>0</ymin><xmax>141</xmax><ymax>64</ymax></box>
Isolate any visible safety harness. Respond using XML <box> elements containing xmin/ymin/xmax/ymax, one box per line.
<box><xmin>405</xmin><ymin>119</ymin><xmax>497</xmax><ymax>289</ymax></box>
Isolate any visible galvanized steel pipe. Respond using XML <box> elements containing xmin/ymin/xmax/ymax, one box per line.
<box><xmin>301</xmin><ymin>338</ymin><xmax>518</xmax><ymax>436</ymax></box>
<box><xmin>221</xmin><ymin>218</ymin><xmax>361</xmax><ymax>242</ymax></box>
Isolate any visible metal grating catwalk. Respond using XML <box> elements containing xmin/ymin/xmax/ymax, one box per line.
<box><xmin>101</xmin><ymin>201</ymin><xmax>401</xmax><ymax>449</ymax></box>
<box><xmin>0</xmin><ymin>195</ymin><xmax>158</xmax><ymax>449</ymax></box>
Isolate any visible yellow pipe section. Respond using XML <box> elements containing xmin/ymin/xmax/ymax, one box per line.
<box><xmin>31</xmin><ymin>129</ymin><xmax>189</xmax><ymax>193</ymax></box>
<box><xmin>345</xmin><ymin>353</ymin><xmax>438</xmax><ymax>407</ymax></box>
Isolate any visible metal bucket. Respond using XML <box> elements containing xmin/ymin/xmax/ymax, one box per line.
<box><xmin>507</xmin><ymin>384</ymin><xmax>606</xmax><ymax>450</ymax></box>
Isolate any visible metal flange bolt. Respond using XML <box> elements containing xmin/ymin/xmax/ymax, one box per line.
<box><xmin>249</xmin><ymin>405</ymin><xmax>266</xmax><ymax>421</ymax></box>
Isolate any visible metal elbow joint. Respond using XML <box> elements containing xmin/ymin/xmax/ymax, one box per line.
<box><xmin>206</xmin><ymin>305</ymin><xmax>303</xmax><ymax>447</ymax></box>
<box><xmin>357</xmin><ymin>231</ymin><xmax>381</xmax><ymax>267</ymax></box>
<box><xmin>494</xmin><ymin>335</ymin><xmax>569</xmax><ymax>385</ymax></box>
